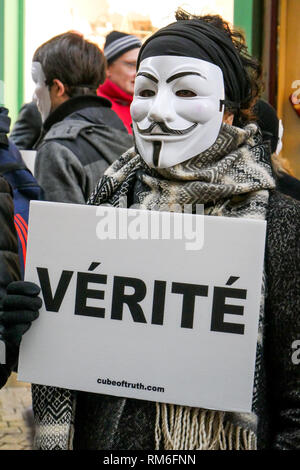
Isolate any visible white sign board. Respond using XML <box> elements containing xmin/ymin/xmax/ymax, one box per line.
<box><xmin>20</xmin><ymin>151</ymin><xmax>37</xmax><ymax>176</ymax></box>
<box><xmin>18</xmin><ymin>201</ymin><xmax>266</xmax><ymax>413</ymax></box>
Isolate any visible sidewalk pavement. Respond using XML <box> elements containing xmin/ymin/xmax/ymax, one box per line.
<box><xmin>0</xmin><ymin>373</ymin><xmax>34</xmax><ymax>450</ymax></box>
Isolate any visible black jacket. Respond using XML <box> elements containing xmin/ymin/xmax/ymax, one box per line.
<box><xmin>10</xmin><ymin>102</ymin><xmax>42</xmax><ymax>150</ymax></box>
<box><xmin>0</xmin><ymin>176</ymin><xmax>21</xmax><ymax>388</ymax></box>
<box><xmin>276</xmin><ymin>171</ymin><xmax>300</xmax><ymax>202</ymax></box>
<box><xmin>263</xmin><ymin>190</ymin><xmax>300</xmax><ymax>448</ymax></box>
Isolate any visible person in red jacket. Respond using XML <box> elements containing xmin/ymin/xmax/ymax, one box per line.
<box><xmin>98</xmin><ymin>31</ymin><xmax>141</xmax><ymax>134</ymax></box>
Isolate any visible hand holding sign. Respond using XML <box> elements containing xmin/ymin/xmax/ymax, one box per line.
<box><xmin>0</xmin><ymin>281</ymin><xmax>42</xmax><ymax>346</ymax></box>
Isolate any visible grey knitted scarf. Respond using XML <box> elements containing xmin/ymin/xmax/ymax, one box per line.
<box><xmin>32</xmin><ymin>123</ymin><xmax>275</xmax><ymax>450</ymax></box>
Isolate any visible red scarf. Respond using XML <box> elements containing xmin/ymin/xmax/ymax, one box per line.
<box><xmin>98</xmin><ymin>79</ymin><xmax>133</xmax><ymax>134</ymax></box>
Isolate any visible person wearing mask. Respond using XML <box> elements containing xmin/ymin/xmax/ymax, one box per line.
<box><xmin>3</xmin><ymin>11</ymin><xmax>300</xmax><ymax>450</ymax></box>
<box><xmin>98</xmin><ymin>31</ymin><xmax>142</xmax><ymax>134</ymax></box>
<box><xmin>255</xmin><ymin>99</ymin><xmax>300</xmax><ymax>201</ymax></box>
<box><xmin>33</xmin><ymin>31</ymin><xmax>132</xmax><ymax>204</ymax></box>
<box><xmin>85</xmin><ymin>11</ymin><xmax>300</xmax><ymax>450</ymax></box>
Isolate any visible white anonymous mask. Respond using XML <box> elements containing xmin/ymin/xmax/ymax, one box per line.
<box><xmin>131</xmin><ymin>56</ymin><xmax>225</xmax><ymax>168</ymax></box>
<box><xmin>276</xmin><ymin>119</ymin><xmax>284</xmax><ymax>155</ymax></box>
<box><xmin>31</xmin><ymin>62</ymin><xmax>52</xmax><ymax>122</ymax></box>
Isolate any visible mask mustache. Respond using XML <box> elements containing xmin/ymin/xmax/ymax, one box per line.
<box><xmin>137</xmin><ymin>121</ymin><xmax>198</xmax><ymax>136</ymax></box>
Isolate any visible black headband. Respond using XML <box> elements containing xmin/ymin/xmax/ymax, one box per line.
<box><xmin>138</xmin><ymin>19</ymin><xmax>250</xmax><ymax>110</ymax></box>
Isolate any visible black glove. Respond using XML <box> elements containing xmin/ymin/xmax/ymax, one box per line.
<box><xmin>0</xmin><ymin>281</ymin><xmax>42</xmax><ymax>347</ymax></box>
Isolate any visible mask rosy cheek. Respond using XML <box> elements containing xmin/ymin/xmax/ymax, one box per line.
<box><xmin>178</xmin><ymin>99</ymin><xmax>219</xmax><ymax>124</ymax></box>
<box><xmin>130</xmin><ymin>100</ymin><xmax>150</xmax><ymax>122</ymax></box>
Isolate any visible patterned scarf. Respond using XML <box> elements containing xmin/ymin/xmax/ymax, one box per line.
<box><xmin>32</xmin><ymin>123</ymin><xmax>275</xmax><ymax>450</ymax></box>
<box><xmin>89</xmin><ymin>123</ymin><xmax>274</xmax><ymax>218</ymax></box>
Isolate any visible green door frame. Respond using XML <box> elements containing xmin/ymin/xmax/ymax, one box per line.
<box><xmin>0</xmin><ymin>0</ymin><xmax>24</xmax><ymax>123</ymax></box>
<box><xmin>234</xmin><ymin>0</ymin><xmax>263</xmax><ymax>59</ymax></box>
<box><xmin>17</xmin><ymin>0</ymin><xmax>25</xmax><ymax>114</ymax></box>
<box><xmin>0</xmin><ymin>0</ymin><xmax>5</xmax><ymax>106</ymax></box>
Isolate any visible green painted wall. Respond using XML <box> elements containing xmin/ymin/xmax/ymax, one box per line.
<box><xmin>234</xmin><ymin>0</ymin><xmax>254</xmax><ymax>53</ymax></box>
<box><xmin>18</xmin><ymin>0</ymin><xmax>24</xmax><ymax>114</ymax></box>
<box><xmin>4</xmin><ymin>0</ymin><xmax>19</xmax><ymax>122</ymax></box>
<box><xmin>234</xmin><ymin>0</ymin><xmax>263</xmax><ymax>59</ymax></box>
<box><xmin>0</xmin><ymin>0</ymin><xmax>24</xmax><ymax>123</ymax></box>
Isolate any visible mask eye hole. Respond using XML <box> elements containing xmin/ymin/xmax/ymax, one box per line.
<box><xmin>176</xmin><ymin>90</ymin><xmax>197</xmax><ymax>97</ymax></box>
<box><xmin>139</xmin><ymin>89</ymin><xmax>156</xmax><ymax>97</ymax></box>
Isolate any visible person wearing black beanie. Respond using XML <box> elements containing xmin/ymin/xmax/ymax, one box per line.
<box><xmin>98</xmin><ymin>31</ymin><xmax>142</xmax><ymax>134</ymax></box>
<box><xmin>136</xmin><ymin>12</ymin><xmax>261</xmax><ymax>128</ymax></box>
<box><xmin>87</xmin><ymin>10</ymin><xmax>300</xmax><ymax>450</ymax></box>
<box><xmin>104</xmin><ymin>31</ymin><xmax>142</xmax><ymax>66</ymax></box>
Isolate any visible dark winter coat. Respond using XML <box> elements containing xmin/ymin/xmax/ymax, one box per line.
<box><xmin>0</xmin><ymin>176</ymin><xmax>21</xmax><ymax>388</ymax></box>
<box><xmin>10</xmin><ymin>102</ymin><xmax>42</xmax><ymax>150</ymax></box>
<box><xmin>34</xmin><ymin>95</ymin><xmax>133</xmax><ymax>204</ymax></box>
<box><xmin>276</xmin><ymin>171</ymin><xmax>300</xmax><ymax>202</ymax></box>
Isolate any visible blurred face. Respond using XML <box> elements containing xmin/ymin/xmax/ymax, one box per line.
<box><xmin>31</xmin><ymin>62</ymin><xmax>51</xmax><ymax>122</ymax></box>
<box><xmin>131</xmin><ymin>55</ymin><xmax>225</xmax><ymax>168</ymax></box>
<box><xmin>107</xmin><ymin>48</ymin><xmax>140</xmax><ymax>96</ymax></box>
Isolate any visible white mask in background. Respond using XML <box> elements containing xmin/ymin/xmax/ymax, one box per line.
<box><xmin>131</xmin><ymin>56</ymin><xmax>225</xmax><ymax>169</ymax></box>
<box><xmin>276</xmin><ymin>119</ymin><xmax>284</xmax><ymax>155</ymax></box>
<box><xmin>31</xmin><ymin>62</ymin><xmax>52</xmax><ymax>122</ymax></box>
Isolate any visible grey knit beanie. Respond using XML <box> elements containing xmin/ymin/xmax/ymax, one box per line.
<box><xmin>104</xmin><ymin>31</ymin><xmax>142</xmax><ymax>64</ymax></box>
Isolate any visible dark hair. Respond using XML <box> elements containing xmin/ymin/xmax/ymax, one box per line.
<box><xmin>254</xmin><ymin>99</ymin><xmax>279</xmax><ymax>153</ymax></box>
<box><xmin>33</xmin><ymin>31</ymin><xmax>106</xmax><ymax>98</ymax></box>
<box><xmin>175</xmin><ymin>8</ymin><xmax>262</xmax><ymax>126</ymax></box>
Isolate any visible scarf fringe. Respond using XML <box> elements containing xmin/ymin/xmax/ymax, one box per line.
<box><xmin>155</xmin><ymin>403</ymin><xmax>257</xmax><ymax>450</ymax></box>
